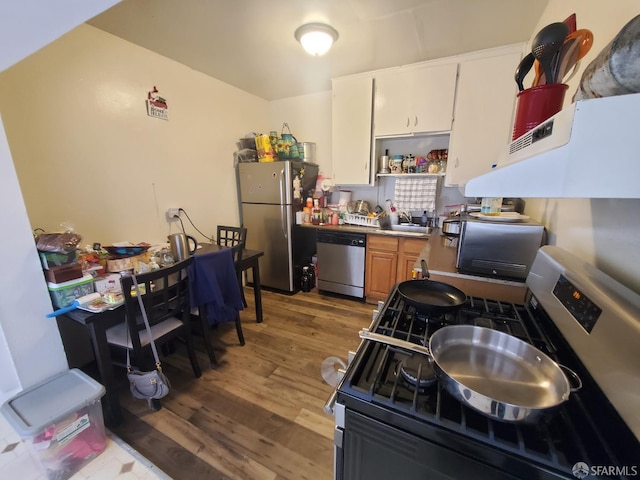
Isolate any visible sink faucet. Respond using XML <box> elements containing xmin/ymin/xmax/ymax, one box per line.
<box><xmin>399</xmin><ymin>211</ymin><xmax>412</xmax><ymax>223</ymax></box>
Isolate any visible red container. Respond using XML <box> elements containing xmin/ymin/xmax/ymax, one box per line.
<box><xmin>512</xmin><ymin>83</ymin><xmax>569</xmax><ymax>140</ymax></box>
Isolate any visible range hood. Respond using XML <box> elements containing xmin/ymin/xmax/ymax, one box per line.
<box><xmin>464</xmin><ymin>92</ymin><xmax>640</xmax><ymax>198</ymax></box>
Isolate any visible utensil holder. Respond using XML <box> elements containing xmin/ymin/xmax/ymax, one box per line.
<box><xmin>513</xmin><ymin>83</ymin><xmax>568</xmax><ymax>140</ymax></box>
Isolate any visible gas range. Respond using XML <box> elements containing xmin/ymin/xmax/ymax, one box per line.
<box><xmin>330</xmin><ymin>246</ymin><xmax>639</xmax><ymax>480</ymax></box>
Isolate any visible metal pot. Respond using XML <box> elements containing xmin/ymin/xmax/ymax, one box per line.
<box><xmin>441</xmin><ymin>217</ymin><xmax>461</xmax><ymax>236</ymax></box>
<box><xmin>300</xmin><ymin>142</ymin><xmax>316</xmax><ymax>162</ymax></box>
<box><xmin>359</xmin><ymin>325</ymin><xmax>581</xmax><ymax>423</ymax></box>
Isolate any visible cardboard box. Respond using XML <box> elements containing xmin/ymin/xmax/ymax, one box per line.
<box><xmin>0</xmin><ymin>369</ymin><xmax>106</xmax><ymax>480</ymax></box>
<box><xmin>106</xmin><ymin>251</ymin><xmax>152</xmax><ymax>273</ymax></box>
<box><xmin>93</xmin><ymin>273</ymin><xmax>122</xmax><ymax>294</ymax></box>
<box><xmin>47</xmin><ymin>274</ymin><xmax>94</xmax><ymax>308</ymax></box>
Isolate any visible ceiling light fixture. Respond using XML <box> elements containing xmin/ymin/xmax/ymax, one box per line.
<box><xmin>294</xmin><ymin>23</ymin><xmax>339</xmax><ymax>56</ymax></box>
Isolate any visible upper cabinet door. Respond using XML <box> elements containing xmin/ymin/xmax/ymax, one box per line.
<box><xmin>332</xmin><ymin>75</ymin><xmax>374</xmax><ymax>185</ymax></box>
<box><xmin>373</xmin><ymin>70</ymin><xmax>412</xmax><ymax>136</ymax></box>
<box><xmin>374</xmin><ymin>63</ymin><xmax>458</xmax><ymax>137</ymax></box>
<box><xmin>445</xmin><ymin>46</ymin><xmax>523</xmax><ymax>187</ymax></box>
<box><xmin>411</xmin><ymin>63</ymin><xmax>458</xmax><ymax>134</ymax></box>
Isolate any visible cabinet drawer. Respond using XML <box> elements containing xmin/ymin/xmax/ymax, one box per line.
<box><xmin>401</xmin><ymin>238</ymin><xmax>427</xmax><ymax>255</ymax></box>
<box><xmin>368</xmin><ymin>235</ymin><xmax>398</xmax><ymax>252</ymax></box>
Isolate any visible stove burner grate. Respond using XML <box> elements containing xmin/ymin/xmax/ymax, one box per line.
<box><xmin>398</xmin><ymin>354</ymin><xmax>436</xmax><ymax>389</ymax></box>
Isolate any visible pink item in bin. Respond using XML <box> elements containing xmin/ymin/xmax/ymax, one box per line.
<box><xmin>1</xmin><ymin>369</ymin><xmax>106</xmax><ymax>480</ymax></box>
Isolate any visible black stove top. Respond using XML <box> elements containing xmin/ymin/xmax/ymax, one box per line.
<box><xmin>337</xmin><ymin>287</ymin><xmax>638</xmax><ymax>479</ymax></box>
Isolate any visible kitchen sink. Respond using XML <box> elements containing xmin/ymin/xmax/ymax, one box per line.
<box><xmin>390</xmin><ymin>224</ymin><xmax>430</xmax><ymax>234</ymax></box>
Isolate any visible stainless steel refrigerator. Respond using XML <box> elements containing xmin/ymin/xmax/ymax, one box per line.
<box><xmin>237</xmin><ymin>160</ymin><xmax>319</xmax><ymax>293</ymax></box>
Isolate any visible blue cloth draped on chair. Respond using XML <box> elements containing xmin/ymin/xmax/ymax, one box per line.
<box><xmin>188</xmin><ymin>248</ymin><xmax>244</xmax><ymax>326</ymax></box>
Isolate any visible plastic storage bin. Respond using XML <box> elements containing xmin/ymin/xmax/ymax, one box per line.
<box><xmin>1</xmin><ymin>369</ymin><xmax>106</xmax><ymax>480</ymax></box>
<box><xmin>47</xmin><ymin>274</ymin><xmax>94</xmax><ymax>308</ymax></box>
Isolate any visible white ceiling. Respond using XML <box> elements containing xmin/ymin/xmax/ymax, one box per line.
<box><xmin>87</xmin><ymin>0</ymin><xmax>550</xmax><ymax>101</ymax></box>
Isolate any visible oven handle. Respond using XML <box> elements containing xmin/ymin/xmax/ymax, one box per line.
<box><xmin>324</xmin><ymin>389</ymin><xmax>338</xmax><ymax>415</ymax></box>
<box><xmin>359</xmin><ymin>329</ymin><xmax>432</xmax><ymax>357</ymax></box>
<box><xmin>324</xmin><ymin>311</ymin><xmax>381</xmax><ymax>415</ymax></box>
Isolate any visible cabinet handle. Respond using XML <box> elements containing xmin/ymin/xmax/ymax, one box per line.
<box><xmin>414</xmin><ymin>116</ymin><xmax>418</xmax><ymax>127</ymax></box>
<box><xmin>406</xmin><ymin>117</ymin><xmax>410</xmax><ymax>128</ymax></box>
<box><xmin>455</xmin><ymin>157</ymin><xmax>459</xmax><ymax>168</ymax></box>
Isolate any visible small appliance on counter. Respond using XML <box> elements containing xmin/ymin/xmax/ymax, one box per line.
<box><xmin>456</xmin><ymin>215</ymin><xmax>545</xmax><ymax>280</ymax></box>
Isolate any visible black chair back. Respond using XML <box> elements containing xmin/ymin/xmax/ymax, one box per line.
<box><xmin>117</xmin><ymin>259</ymin><xmax>197</xmax><ymax>373</ymax></box>
<box><xmin>217</xmin><ymin>225</ymin><xmax>247</xmax><ymax>249</ymax></box>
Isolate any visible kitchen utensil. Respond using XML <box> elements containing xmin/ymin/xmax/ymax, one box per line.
<box><xmin>378</xmin><ymin>154</ymin><xmax>390</xmax><ymax>173</ymax></box>
<box><xmin>531</xmin><ymin>22</ymin><xmax>569</xmax><ymax>86</ymax></box>
<box><xmin>299</xmin><ymin>142</ymin><xmax>316</xmax><ymax>162</ymax></box>
<box><xmin>538</xmin><ymin>29</ymin><xmax>593</xmax><ymax>84</ymax></box>
<box><xmin>168</xmin><ymin>233</ymin><xmax>197</xmax><ymax>261</ymax></box>
<box><xmin>396</xmin><ymin>259</ymin><xmax>466</xmax><ymax>313</ymax></box>
<box><xmin>514</xmin><ymin>52</ymin><xmax>535</xmax><ymax>91</ymax></box>
<box><xmin>553</xmin><ymin>37</ymin><xmax>580</xmax><ymax>83</ymax></box>
<box><xmin>359</xmin><ymin>325</ymin><xmax>582</xmax><ymax>423</ymax></box>
<box><xmin>563</xmin><ymin>13</ymin><xmax>577</xmax><ymax>34</ymax></box>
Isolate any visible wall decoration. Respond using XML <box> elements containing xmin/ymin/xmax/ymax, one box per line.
<box><xmin>146</xmin><ymin>86</ymin><xmax>168</xmax><ymax>120</ymax></box>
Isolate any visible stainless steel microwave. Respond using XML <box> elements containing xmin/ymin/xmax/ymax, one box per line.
<box><xmin>456</xmin><ymin>217</ymin><xmax>546</xmax><ymax>280</ymax></box>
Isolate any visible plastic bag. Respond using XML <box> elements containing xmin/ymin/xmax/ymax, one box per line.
<box><xmin>36</xmin><ymin>232</ymin><xmax>83</xmax><ymax>253</ymax></box>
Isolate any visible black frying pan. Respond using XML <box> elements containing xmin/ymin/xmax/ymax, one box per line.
<box><xmin>397</xmin><ymin>260</ymin><xmax>466</xmax><ymax>313</ymax></box>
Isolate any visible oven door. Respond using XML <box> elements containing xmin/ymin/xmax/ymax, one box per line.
<box><xmin>340</xmin><ymin>409</ymin><xmax>521</xmax><ymax>480</ymax></box>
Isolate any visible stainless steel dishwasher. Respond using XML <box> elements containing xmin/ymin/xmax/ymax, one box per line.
<box><xmin>316</xmin><ymin>231</ymin><xmax>366</xmax><ymax>298</ymax></box>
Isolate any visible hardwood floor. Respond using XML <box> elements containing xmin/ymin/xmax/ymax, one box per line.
<box><xmin>111</xmin><ymin>287</ymin><xmax>374</xmax><ymax>480</ymax></box>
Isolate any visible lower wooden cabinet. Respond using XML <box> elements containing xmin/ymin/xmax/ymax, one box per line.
<box><xmin>365</xmin><ymin>236</ymin><xmax>427</xmax><ymax>304</ymax></box>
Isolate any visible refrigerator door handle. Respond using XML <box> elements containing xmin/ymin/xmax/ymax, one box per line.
<box><xmin>278</xmin><ymin>167</ymin><xmax>286</xmax><ymax>205</ymax></box>
<box><xmin>278</xmin><ymin>168</ymin><xmax>288</xmax><ymax>239</ymax></box>
<box><xmin>280</xmin><ymin>204</ymin><xmax>288</xmax><ymax>240</ymax></box>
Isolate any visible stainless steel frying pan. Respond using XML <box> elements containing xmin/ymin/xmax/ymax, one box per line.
<box><xmin>359</xmin><ymin>325</ymin><xmax>581</xmax><ymax>423</ymax></box>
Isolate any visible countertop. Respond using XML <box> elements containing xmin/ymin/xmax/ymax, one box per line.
<box><xmin>298</xmin><ymin>222</ymin><xmax>431</xmax><ymax>238</ymax></box>
<box><xmin>300</xmin><ymin>223</ymin><xmax>526</xmax><ymax>301</ymax></box>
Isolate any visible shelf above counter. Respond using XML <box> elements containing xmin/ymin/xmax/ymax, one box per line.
<box><xmin>376</xmin><ymin>173</ymin><xmax>445</xmax><ymax>178</ymax></box>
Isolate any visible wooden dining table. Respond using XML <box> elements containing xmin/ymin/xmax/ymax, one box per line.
<box><xmin>58</xmin><ymin>245</ymin><xmax>264</xmax><ymax>428</ymax></box>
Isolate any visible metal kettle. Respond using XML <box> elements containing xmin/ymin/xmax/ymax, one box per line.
<box><xmin>168</xmin><ymin>233</ymin><xmax>197</xmax><ymax>261</ymax></box>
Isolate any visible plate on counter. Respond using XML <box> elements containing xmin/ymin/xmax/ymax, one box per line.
<box><xmin>469</xmin><ymin>212</ymin><xmax>530</xmax><ymax>222</ymax></box>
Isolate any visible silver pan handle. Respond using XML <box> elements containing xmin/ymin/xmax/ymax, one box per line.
<box><xmin>359</xmin><ymin>329</ymin><xmax>432</xmax><ymax>357</ymax></box>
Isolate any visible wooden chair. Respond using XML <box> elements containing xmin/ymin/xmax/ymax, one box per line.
<box><xmin>217</xmin><ymin>225</ymin><xmax>248</xmax><ymax>307</ymax></box>
<box><xmin>106</xmin><ymin>259</ymin><xmax>201</xmax><ymax>398</ymax></box>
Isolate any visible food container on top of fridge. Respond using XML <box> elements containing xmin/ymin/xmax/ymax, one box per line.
<box><xmin>47</xmin><ymin>274</ymin><xmax>94</xmax><ymax>308</ymax></box>
<box><xmin>0</xmin><ymin>369</ymin><xmax>107</xmax><ymax>480</ymax></box>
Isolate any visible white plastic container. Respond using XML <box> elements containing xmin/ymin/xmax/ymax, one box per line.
<box><xmin>1</xmin><ymin>369</ymin><xmax>107</xmax><ymax>480</ymax></box>
<box><xmin>47</xmin><ymin>274</ymin><xmax>95</xmax><ymax>308</ymax></box>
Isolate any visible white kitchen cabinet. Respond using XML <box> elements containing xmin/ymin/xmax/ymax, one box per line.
<box><xmin>374</xmin><ymin>63</ymin><xmax>458</xmax><ymax>137</ymax></box>
<box><xmin>445</xmin><ymin>45</ymin><xmax>524</xmax><ymax>187</ymax></box>
<box><xmin>332</xmin><ymin>74</ymin><xmax>374</xmax><ymax>185</ymax></box>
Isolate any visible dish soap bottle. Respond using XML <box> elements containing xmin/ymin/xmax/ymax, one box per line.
<box><xmin>421</xmin><ymin>210</ymin><xmax>428</xmax><ymax>226</ymax></box>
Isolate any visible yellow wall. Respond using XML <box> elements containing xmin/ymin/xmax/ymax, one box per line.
<box><xmin>0</xmin><ymin>24</ymin><xmax>268</xmax><ymax>246</ymax></box>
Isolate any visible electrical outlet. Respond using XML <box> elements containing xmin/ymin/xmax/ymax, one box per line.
<box><xmin>166</xmin><ymin>208</ymin><xmax>181</xmax><ymax>222</ymax></box>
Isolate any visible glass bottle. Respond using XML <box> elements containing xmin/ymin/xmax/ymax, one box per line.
<box><xmin>311</xmin><ymin>199</ymin><xmax>322</xmax><ymax>225</ymax></box>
